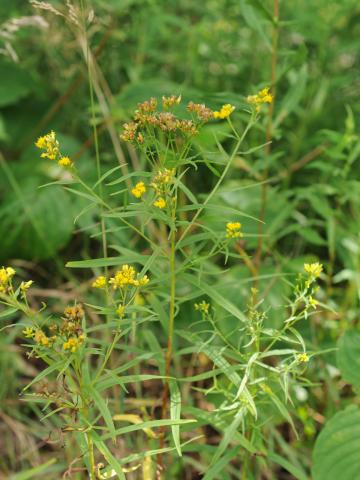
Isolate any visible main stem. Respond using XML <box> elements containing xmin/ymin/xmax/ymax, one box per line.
<box><xmin>254</xmin><ymin>0</ymin><xmax>280</xmax><ymax>271</ymax></box>
<box><xmin>86</xmin><ymin>432</ymin><xmax>96</xmax><ymax>480</ymax></box>
<box><xmin>80</xmin><ymin>0</ymin><xmax>108</xmax><ymax>264</ymax></box>
<box><xmin>165</xmin><ymin>227</ymin><xmax>176</xmax><ymax>380</ymax></box>
<box><xmin>158</xmin><ymin>207</ymin><xmax>177</xmax><ymax>474</ymax></box>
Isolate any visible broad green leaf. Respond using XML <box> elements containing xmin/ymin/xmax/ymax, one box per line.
<box><xmin>337</xmin><ymin>330</ymin><xmax>360</xmax><ymax>385</ymax></box>
<box><xmin>0</xmin><ymin>61</ymin><xmax>35</xmax><ymax>107</ymax></box>
<box><xmin>313</xmin><ymin>406</ymin><xmax>360</xmax><ymax>480</ymax></box>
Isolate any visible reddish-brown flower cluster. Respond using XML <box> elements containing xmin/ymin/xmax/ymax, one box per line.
<box><xmin>120</xmin><ymin>95</ymin><xmax>213</xmax><ymax>143</ymax></box>
<box><xmin>120</xmin><ymin>122</ymin><xmax>138</xmax><ymax>142</ymax></box>
<box><xmin>187</xmin><ymin>101</ymin><xmax>214</xmax><ymax>122</ymax></box>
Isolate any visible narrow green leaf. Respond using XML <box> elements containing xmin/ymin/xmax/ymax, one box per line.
<box><xmin>169</xmin><ymin>380</ymin><xmax>182</xmax><ymax>456</ymax></box>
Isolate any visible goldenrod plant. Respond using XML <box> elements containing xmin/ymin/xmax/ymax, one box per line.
<box><xmin>1</xmin><ymin>1</ymin><xmax>358</xmax><ymax>480</ymax></box>
<box><xmin>0</xmin><ymin>86</ymin><xmax>326</xmax><ymax>478</ymax></box>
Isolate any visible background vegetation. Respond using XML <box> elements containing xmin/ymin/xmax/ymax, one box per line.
<box><xmin>0</xmin><ymin>0</ymin><xmax>359</xmax><ymax>479</ymax></box>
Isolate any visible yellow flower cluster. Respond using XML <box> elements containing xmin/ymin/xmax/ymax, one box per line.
<box><xmin>308</xmin><ymin>296</ymin><xmax>318</xmax><ymax>309</ymax></box>
<box><xmin>162</xmin><ymin>95</ymin><xmax>181</xmax><ymax>109</ymax></box>
<box><xmin>297</xmin><ymin>353</ymin><xmax>309</xmax><ymax>363</ymax></box>
<box><xmin>63</xmin><ymin>334</ymin><xmax>85</xmax><ymax>353</ymax></box>
<box><xmin>35</xmin><ymin>131</ymin><xmax>73</xmax><ymax>167</ymax></box>
<box><xmin>0</xmin><ymin>266</ymin><xmax>15</xmax><ymax>293</ymax></box>
<box><xmin>34</xmin><ymin>329</ymin><xmax>53</xmax><ymax>347</ymax></box>
<box><xmin>131</xmin><ymin>181</ymin><xmax>146</xmax><ymax>199</ymax></box>
<box><xmin>194</xmin><ymin>300</ymin><xmax>210</xmax><ymax>314</ymax></box>
<box><xmin>153</xmin><ymin>168</ymin><xmax>175</xmax><ymax>186</ymax></box>
<box><xmin>226</xmin><ymin>222</ymin><xmax>242</xmax><ymax>239</ymax></box>
<box><xmin>20</xmin><ymin>280</ymin><xmax>33</xmax><ymax>292</ymax></box>
<box><xmin>92</xmin><ymin>275</ymin><xmax>107</xmax><ymax>289</ymax></box>
<box><xmin>213</xmin><ymin>104</ymin><xmax>235</xmax><ymax>119</ymax></box>
<box><xmin>247</xmin><ymin>87</ymin><xmax>273</xmax><ymax>112</ymax></box>
<box><xmin>116</xmin><ymin>304</ymin><xmax>126</xmax><ymax>318</ymax></box>
<box><xmin>150</xmin><ymin>168</ymin><xmax>175</xmax><ymax>209</ymax></box>
<box><xmin>23</xmin><ymin>327</ymin><xmax>35</xmax><ymax>338</ymax></box>
<box><xmin>304</xmin><ymin>262</ymin><xmax>323</xmax><ymax>278</ymax></box>
<box><xmin>153</xmin><ymin>197</ymin><xmax>166</xmax><ymax>209</ymax></box>
<box><xmin>109</xmin><ymin>265</ymin><xmax>149</xmax><ymax>290</ymax></box>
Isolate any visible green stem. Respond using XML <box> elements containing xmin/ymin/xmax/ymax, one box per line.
<box><xmin>86</xmin><ymin>430</ymin><xmax>96</xmax><ymax>479</ymax></box>
<box><xmin>176</xmin><ymin>118</ymin><xmax>254</xmax><ymax>247</ymax></box>
<box><xmin>80</xmin><ymin>0</ymin><xmax>108</xmax><ymax>266</ymax></box>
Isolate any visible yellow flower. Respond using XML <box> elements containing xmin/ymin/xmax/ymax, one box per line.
<box><xmin>116</xmin><ymin>304</ymin><xmax>126</xmax><ymax>318</ymax></box>
<box><xmin>247</xmin><ymin>87</ymin><xmax>273</xmax><ymax>111</ymax></box>
<box><xmin>162</xmin><ymin>95</ymin><xmax>182</xmax><ymax>109</ymax></box>
<box><xmin>226</xmin><ymin>222</ymin><xmax>242</xmax><ymax>239</ymax></box>
<box><xmin>23</xmin><ymin>327</ymin><xmax>35</xmax><ymax>338</ymax></box>
<box><xmin>7</xmin><ymin>267</ymin><xmax>16</xmax><ymax>276</ymax></box>
<box><xmin>58</xmin><ymin>156</ymin><xmax>73</xmax><ymax>167</ymax></box>
<box><xmin>35</xmin><ymin>135</ymin><xmax>47</xmax><ymax>149</ymax></box>
<box><xmin>109</xmin><ymin>265</ymin><xmax>149</xmax><ymax>290</ymax></box>
<box><xmin>63</xmin><ymin>335</ymin><xmax>84</xmax><ymax>353</ymax></box>
<box><xmin>34</xmin><ymin>329</ymin><xmax>50</xmax><ymax>347</ymax></box>
<box><xmin>0</xmin><ymin>266</ymin><xmax>16</xmax><ymax>293</ymax></box>
<box><xmin>297</xmin><ymin>353</ymin><xmax>309</xmax><ymax>363</ymax></box>
<box><xmin>131</xmin><ymin>181</ymin><xmax>146</xmax><ymax>198</ymax></box>
<box><xmin>92</xmin><ymin>275</ymin><xmax>107</xmax><ymax>289</ymax></box>
<box><xmin>304</xmin><ymin>262</ymin><xmax>323</xmax><ymax>278</ymax></box>
<box><xmin>35</xmin><ymin>131</ymin><xmax>59</xmax><ymax>161</ymax></box>
<box><xmin>213</xmin><ymin>104</ymin><xmax>235</xmax><ymax>119</ymax></box>
<box><xmin>153</xmin><ymin>197</ymin><xmax>166</xmax><ymax>209</ymax></box>
<box><xmin>20</xmin><ymin>280</ymin><xmax>33</xmax><ymax>291</ymax></box>
<box><xmin>137</xmin><ymin>275</ymin><xmax>149</xmax><ymax>287</ymax></box>
<box><xmin>153</xmin><ymin>169</ymin><xmax>175</xmax><ymax>185</ymax></box>
<box><xmin>309</xmin><ymin>296</ymin><xmax>318</xmax><ymax>309</ymax></box>
<box><xmin>194</xmin><ymin>300</ymin><xmax>210</xmax><ymax>314</ymax></box>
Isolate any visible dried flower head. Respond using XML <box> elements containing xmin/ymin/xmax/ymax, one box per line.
<box><xmin>120</xmin><ymin>122</ymin><xmax>138</xmax><ymax>142</ymax></box>
<box><xmin>64</xmin><ymin>304</ymin><xmax>85</xmax><ymax>322</ymax></box>
<box><xmin>187</xmin><ymin>102</ymin><xmax>214</xmax><ymax>122</ymax></box>
<box><xmin>176</xmin><ymin>119</ymin><xmax>198</xmax><ymax>136</ymax></box>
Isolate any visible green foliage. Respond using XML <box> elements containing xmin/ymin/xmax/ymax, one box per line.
<box><xmin>313</xmin><ymin>406</ymin><xmax>360</xmax><ymax>480</ymax></box>
<box><xmin>337</xmin><ymin>330</ymin><xmax>360</xmax><ymax>386</ymax></box>
<box><xmin>0</xmin><ymin>0</ymin><xmax>359</xmax><ymax>478</ymax></box>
